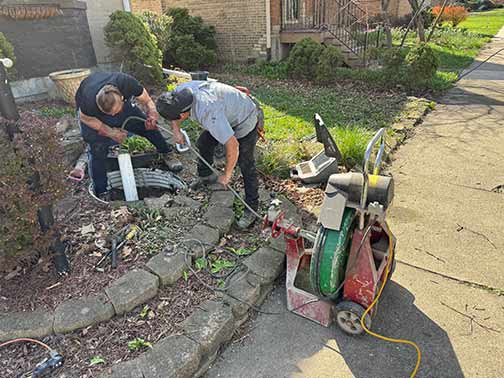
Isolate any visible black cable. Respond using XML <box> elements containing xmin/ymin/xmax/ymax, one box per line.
<box><xmin>457</xmin><ymin>47</ymin><xmax>504</xmax><ymax>81</ymax></box>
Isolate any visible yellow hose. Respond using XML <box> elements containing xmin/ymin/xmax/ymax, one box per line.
<box><xmin>360</xmin><ymin>229</ymin><xmax>422</xmax><ymax>378</ymax></box>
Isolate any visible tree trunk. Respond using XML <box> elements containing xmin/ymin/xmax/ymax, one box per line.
<box><xmin>407</xmin><ymin>0</ymin><xmax>426</xmax><ymax>42</ymax></box>
<box><xmin>381</xmin><ymin>0</ymin><xmax>393</xmax><ymax>48</ymax></box>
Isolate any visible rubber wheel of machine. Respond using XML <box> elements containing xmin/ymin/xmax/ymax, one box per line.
<box><xmin>335</xmin><ymin>301</ymin><xmax>372</xmax><ymax>336</ymax></box>
<box><xmin>310</xmin><ymin>208</ymin><xmax>355</xmax><ymax>297</ymax></box>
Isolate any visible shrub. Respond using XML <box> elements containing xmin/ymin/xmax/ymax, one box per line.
<box><xmin>287</xmin><ymin>38</ymin><xmax>324</xmax><ymax>79</ymax></box>
<box><xmin>316</xmin><ymin>45</ymin><xmax>344</xmax><ymax>83</ymax></box>
<box><xmin>139</xmin><ymin>11</ymin><xmax>172</xmax><ymax>52</ymax></box>
<box><xmin>245</xmin><ymin>61</ymin><xmax>289</xmax><ymax>80</ymax></box>
<box><xmin>381</xmin><ymin>47</ymin><xmax>406</xmax><ymax>73</ymax></box>
<box><xmin>464</xmin><ymin>0</ymin><xmax>496</xmax><ymax>11</ymax></box>
<box><xmin>405</xmin><ymin>43</ymin><xmax>439</xmax><ymax>87</ymax></box>
<box><xmin>432</xmin><ymin>5</ymin><xmax>469</xmax><ymax>27</ymax></box>
<box><xmin>0</xmin><ymin>113</ymin><xmax>68</xmax><ymax>269</ymax></box>
<box><xmin>104</xmin><ymin>11</ymin><xmax>163</xmax><ymax>84</ymax></box>
<box><xmin>164</xmin><ymin>8</ymin><xmax>217</xmax><ymax>70</ymax></box>
<box><xmin>0</xmin><ymin>32</ymin><xmax>16</xmax><ymax>80</ymax></box>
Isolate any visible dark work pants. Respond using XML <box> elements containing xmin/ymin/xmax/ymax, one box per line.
<box><xmin>196</xmin><ymin>127</ymin><xmax>259</xmax><ymax>211</ymax></box>
<box><xmin>79</xmin><ymin>102</ymin><xmax>172</xmax><ymax>195</ymax></box>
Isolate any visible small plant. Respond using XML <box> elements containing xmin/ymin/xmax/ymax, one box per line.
<box><xmin>89</xmin><ymin>356</ymin><xmax>105</xmax><ymax>366</ymax></box>
<box><xmin>139</xmin><ymin>305</ymin><xmax>150</xmax><ymax>319</ymax></box>
<box><xmin>128</xmin><ymin>338</ymin><xmax>152</xmax><ymax>352</ymax></box>
<box><xmin>229</xmin><ymin>247</ymin><xmax>252</xmax><ymax>256</ymax></box>
<box><xmin>287</xmin><ymin>38</ymin><xmax>324</xmax><ymax>79</ymax></box>
<box><xmin>104</xmin><ymin>11</ymin><xmax>163</xmax><ymax>84</ymax></box>
<box><xmin>0</xmin><ymin>32</ymin><xmax>16</xmax><ymax>80</ymax></box>
<box><xmin>432</xmin><ymin>5</ymin><xmax>469</xmax><ymax>27</ymax></box>
<box><xmin>183</xmin><ymin>270</ymin><xmax>190</xmax><ymax>281</ymax></box>
<box><xmin>121</xmin><ymin>136</ymin><xmax>156</xmax><ymax>154</ymax></box>
<box><xmin>211</xmin><ymin>258</ymin><xmax>235</xmax><ymax>274</ymax></box>
<box><xmin>195</xmin><ymin>257</ymin><xmax>207</xmax><ymax>270</ymax></box>
<box><xmin>38</xmin><ymin>106</ymin><xmax>75</xmax><ymax>119</ymax></box>
<box><xmin>315</xmin><ymin>45</ymin><xmax>345</xmax><ymax>83</ymax></box>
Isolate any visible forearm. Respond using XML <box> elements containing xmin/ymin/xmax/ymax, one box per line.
<box><xmin>137</xmin><ymin>89</ymin><xmax>156</xmax><ymax>113</ymax></box>
<box><xmin>224</xmin><ymin>138</ymin><xmax>239</xmax><ymax>178</ymax></box>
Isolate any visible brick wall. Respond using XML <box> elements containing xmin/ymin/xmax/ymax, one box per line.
<box><xmin>162</xmin><ymin>0</ymin><xmax>268</xmax><ymax>62</ymax></box>
<box><xmin>131</xmin><ymin>0</ymin><xmax>163</xmax><ymax>14</ymax></box>
<box><xmin>0</xmin><ymin>1</ymin><xmax>97</xmax><ymax>79</ymax></box>
<box><xmin>83</xmin><ymin>0</ymin><xmax>124</xmax><ymax>64</ymax></box>
<box><xmin>356</xmin><ymin>0</ymin><xmax>411</xmax><ymax>17</ymax></box>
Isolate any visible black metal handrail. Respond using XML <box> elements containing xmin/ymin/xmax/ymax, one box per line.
<box><xmin>280</xmin><ymin>0</ymin><xmax>368</xmax><ymax>61</ymax></box>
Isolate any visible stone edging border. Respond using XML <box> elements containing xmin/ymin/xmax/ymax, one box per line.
<box><xmin>0</xmin><ymin>189</ymin><xmax>299</xmax><ymax>378</ymax></box>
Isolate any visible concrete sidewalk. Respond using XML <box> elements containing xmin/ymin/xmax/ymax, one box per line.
<box><xmin>204</xmin><ymin>28</ymin><xmax>504</xmax><ymax>378</ymax></box>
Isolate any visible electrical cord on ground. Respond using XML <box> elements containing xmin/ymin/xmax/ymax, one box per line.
<box><xmin>457</xmin><ymin>47</ymin><xmax>504</xmax><ymax>81</ymax></box>
<box><xmin>0</xmin><ymin>338</ymin><xmax>52</xmax><ymax>351</ymax></box>
<box><xmin>360</xmin><ymin>230</ymin><xmax>422</xmax><ymax>378</ymax></box>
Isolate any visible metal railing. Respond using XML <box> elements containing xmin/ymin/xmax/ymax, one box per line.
<box><xmin>280</xmin><ymin>0</ymin><xmax>368</xmax><ymax>60</ymax></box>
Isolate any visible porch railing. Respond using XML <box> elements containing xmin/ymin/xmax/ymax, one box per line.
<box><xmin>281</xmin><ymin>0</ymin><xmax>369</xmax><ymax>60</ymax></box>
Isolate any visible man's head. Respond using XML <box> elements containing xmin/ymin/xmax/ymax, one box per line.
<box><xmin>156</xmin><ymin>88</ymin><xmax>193</xmax><ymax>122</ymax></box>
<box><xmin>96</xmin><ymin>85</ymin><xmax>124</xmax><ymax>115</ymax></box>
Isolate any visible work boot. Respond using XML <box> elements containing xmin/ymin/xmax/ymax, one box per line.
<box><xmin>190</xmin><ymin>173</ymin><xmax>218</xmax><ymax>190</ymax></box>
<box><xmin>236</xmin><ymin>209</ymin><xmax>257</xmax><ymax>230</ymax></box>
<box><xmin>163</xmin><ymin>155</ymin><xmax>183</xmax><ymax>173</ymax></box>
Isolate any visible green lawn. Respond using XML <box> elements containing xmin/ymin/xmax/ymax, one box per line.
<box><xmin>459</xmin><ymin>9</ymin><xmax>504</xmax><ymax>36</ymax></box>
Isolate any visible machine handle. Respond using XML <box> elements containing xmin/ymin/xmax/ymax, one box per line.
<box><xmin>271</xmin><ymin>212</ymin><xmax>285</xmax><ymax>239</ymax></box>
<box><xmin>359</xmin><ymin>128</ymin><xmax>386</xmax><ymax>229</ymax></box>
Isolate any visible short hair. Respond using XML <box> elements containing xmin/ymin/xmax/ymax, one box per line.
<box><xmin>96</xmin><ymin>85</ymin><xmax>122</xmax><ymax>113</ymax></box>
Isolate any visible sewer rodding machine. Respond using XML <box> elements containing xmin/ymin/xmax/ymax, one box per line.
<box><xmin>264</xmin><ymin>113</ymin><xmax>396</xmax><ymax>336</ymax></box>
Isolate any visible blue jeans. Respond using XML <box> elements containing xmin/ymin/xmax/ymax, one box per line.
<box><xmin>79</xmin><ymin>102</ymin><xmax>172</xmax><ymax>195</ymax></box>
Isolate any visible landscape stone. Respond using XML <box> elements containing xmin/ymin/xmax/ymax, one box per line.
<box><xmin>173</xmin><ymin>195</ymin><xmax>201</xmax><ymax>210</ymax></box>
<box><xmin>242</xmin><ymin>247</ymin><xmax>285</xmax><ymax>286</ymax></box>
<box><xmin>210</xmin><ymin>191</ymin><xmax>235</xmax><ymax>208</ymax></box>
<box><xmin>204</xmin><ymin>205</ymin><xmax>234</xmax><ymax>235</ymax></box>
<box><xmin>224</xmin><ymin>274</ymin><xmax>261</xmax><ymax>321</ymax></box>
<box><xmin>110</xmin><ymin>358</ymin><xmax>145</xmax><ymax>378</ymax></box>
<box><xmin>53</xmin><ymin>293</ymin><xmax>114</xmax><ymax>333</ymax></box>
<box><xmin>141</xmin><ymin>335</ymin><xmax>201</xmax><ymax>378</ymax></box>
<box><xmin>0</xmin><ymin>310</ymin><xmax>53</xmax><ymax>342</ymax></box>
<box><xmin>105</xmin><ymin>269</ymin><xmax>159</xmax><ymax>315</ymax></box>
<box><xmin>182</xmin><ymin>301</ymin><xmax>234</xmax><ymax>357</ymax></box>
<box><xmin>144</xmin><ymin>194</ymin><xmax>172</xmax><ymax>210</ymax></box>
<box><xmin>185</xmin><ymin>224</ymin><xmax>220</xmax><ymax>257</ymax></box>
<box><xmin>146</xmin><ymin>253</ymin><xmax>186</xmax><ymax>286</ymax></box>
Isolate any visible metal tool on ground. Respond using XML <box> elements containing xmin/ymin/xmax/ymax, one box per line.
<box><xmin>175</xmin><ymin>128</ymin><xmax>191</xmax><ymax>153</ymax></box>
<box><xmin>290</xmin><ymin>114</ymin><xmax>342</xmax><ymax>184</ymax></box>
<box><xmin>95</xmin><ymin>224</ymin><xmax>138</xmax><ymax>270</ymax></box>
<box><xmin>0</xmin><ymin>338</ymin><xmax>64</xmax><ymax>377</ymax></box>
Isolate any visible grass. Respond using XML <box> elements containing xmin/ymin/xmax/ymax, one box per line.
<box><xmin>459</xmin><ymin>9</ymin><xmax>504</xmax><ymax>36</ymax></box>
<box><xmin>213</xmin><ymin>74</ymin><xmax>408</xmax><ymax>177</ymax></box>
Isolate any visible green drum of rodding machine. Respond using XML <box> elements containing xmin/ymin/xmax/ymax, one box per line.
<box><xmin>310</xmin><ymin>208</ymin><xmax>355</xmax><ymax>297</ymax></box>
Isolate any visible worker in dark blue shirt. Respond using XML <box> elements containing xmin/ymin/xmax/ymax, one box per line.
<box><xmin>76</xmin><ymin>72</ymin><xmax>182</xmax><ymax>199</ymax></box>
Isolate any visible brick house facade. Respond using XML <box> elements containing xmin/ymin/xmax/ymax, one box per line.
<box><xmin>131</xmin><ymin>0</ymin><xmax>412</xmax><ymax>63</ymax></box>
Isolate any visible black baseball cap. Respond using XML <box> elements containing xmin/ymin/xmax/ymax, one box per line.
<box><xmin>156</xmin><ymin>88</ymin><xmax>194</xmax><ymax>121</ymax></box>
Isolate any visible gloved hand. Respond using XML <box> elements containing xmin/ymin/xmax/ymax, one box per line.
<box><xmin>145</xmin><ymin>109</ymin><xmax>159</xmax><ymax>130</ymax></box>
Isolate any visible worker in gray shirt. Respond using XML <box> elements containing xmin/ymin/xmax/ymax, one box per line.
<box><xmin>157</xmin><ymin>81</ymin><xmax>264</xmax><ymax>229</ymax></box>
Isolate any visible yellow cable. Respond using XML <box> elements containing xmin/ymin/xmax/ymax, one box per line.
<box><xmin>360</xmin><ymin>228</ymin><xmax>422</xmax><ymax>378</ymax></box>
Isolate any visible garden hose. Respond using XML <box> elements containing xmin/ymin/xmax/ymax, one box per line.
<box><xmin>360</xmin><ymin>230</ymin><xmax>422</xmax><ymax>378</ymax></box>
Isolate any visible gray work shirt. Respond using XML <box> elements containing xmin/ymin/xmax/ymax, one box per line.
<box><xmin>175</xmin><ymin>81</ymin><xmax>257</xmax><ymax>144</ymax></box>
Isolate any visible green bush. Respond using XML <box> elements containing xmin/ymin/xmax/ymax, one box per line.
<box><xmin>287</xmin><ymin>38</ymin><xmax>324</xmax><ymax>79</ymax></box>
<box><xmin>382</xmin><ymin>47</ymin><xmax>406</xmax><ymax>73</ymax></box>
<box><xmin>104</xmin><ymin>11</ymin><xmax>163</xmax><ymax>84</ymax></box>
<box><xmin>316</xmin><ymin>45</ymin><xmax>344</xmax><ymax>83</ymax></box>
<box><xmin>0</xmin><ymin>113</ymin><xmax>67</xmax><ymax>269</ymax></box>
<box><xmin>405</xmin><ymin>43</ymin><xmax>439</xmax><ymax>87</ymax></box>
<box><xmin>166</xmin><ymin>34</ymin><xmax>217</xmax><ymax>71</ymax></box>
<box><xmin>164</xmin><ymin>8</ymin><xmax>217</xmax><ymax>70</ymax></box>
<box><xmin>245</xmin><ymin>61</ymin><xmax>289</xmax><ymax>80</ymax></box>
<box><xmin>0</xmin><ymin>32</ymin><xmax>16</xmax><ymax>80</ymax></box>
<box><xmin>139</xmin><ymin>11</ymin><xmax>172</xmax><ymax>52</ymax></box>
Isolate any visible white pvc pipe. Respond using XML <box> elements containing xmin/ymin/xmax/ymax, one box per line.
<box><xmin>266</xmin><ymin>0</ymin><xmax>272</xmax><ymax>49</ymax></box>
<box><xmin>122</xmin><ymin>0</ymin><xmax>131</xmax><ymax>12</ymax></box>
<box><xmin>118</xmin><ymin>153</ymin><xmax>139</xmax><ymax>201</ymax></box>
